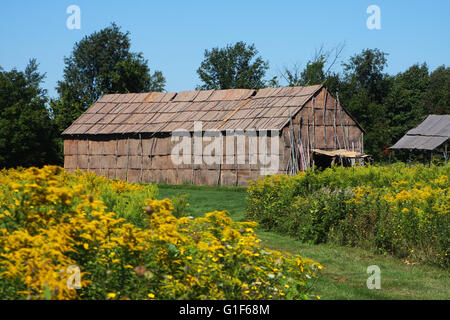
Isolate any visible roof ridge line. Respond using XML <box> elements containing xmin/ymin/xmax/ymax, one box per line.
<box><xmin>215</xmin><ymin>90</ymin><xmax>257</xmax><ymax>130</ymax></box>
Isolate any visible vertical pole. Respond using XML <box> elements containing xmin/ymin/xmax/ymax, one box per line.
<box><xmin>337</xmin><ymin>93</ymin><xmax>347</xmax><ymax>150</ymax></box>
<box><xmin>312</xmin><ymin>98</ymin><xmax>316</xmax><ymax>151</ymax></box>
<box><xmin>444</xmin><ymin>143</ymin><xmax>448</xmax><ymax>163</ymax></box>
<box><xmin>114</xmin><ymin>138</ymin><xmax>118</xmax><ymax>179</ymax></box>
<box><xmin>217</xmin><ymin>163</ymin><xmax>222</xmax><ymax>185</ymax></box>
<box><xmin>75</xmin><ymin>140</ymin><xmax>79</xmax><ymax>170</ymax></box>
<box><xmin>87</xmin><ymin>138</ymin><xmax>90</xmax><ymax>172</ymax></box>
<box><xmin>346</xmin><ymin>120</ymin><xmax>351</xmax><ymax>151</ymax></box>
<box><xmin>361</xmin><ymin>133</ymin><xmax>364</xmax><ymax>153</ymax></box>
<box><xmin>307</xmin><ymin>116</ymin><xmax>311</xmax><ymax>168</ymax></box>
<box><xmin>149</xmin><ymin>137</ymin><xmax>155</xmax><ymax>182</ymax></box>
<box><xmin>191</xmin><ymin>133</ymin><xmax>195</xmax><ymax>184</ymax></box>
<box><xmin>125</xmin><ymin>137</ymin><xmax>130</xmax><ymax>182</ymax></box>
<box><xmin>100</xmin><ymin>140</ymin><xmax>104</xmax><ymax>177</ymax></box>
<box><xmin>139</xmin><ymin>134</ymin><xmax>143</xmax><ymax>183</ymax></box>
<box><xmin>323</xmin><ymin>91</ymin><xmax>328</xmax><ymax>150</ymax></box>
<box><xmin>333</xmin><ymin>100</ymin><xmax>337</xmax><ymax>150</ymax></box>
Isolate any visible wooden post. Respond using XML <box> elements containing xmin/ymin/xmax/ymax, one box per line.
<box><xmin>287</xmin><ymin>111</ymin><xmax>300</xmax><ymax>174</ymax></box>
<box><xmin>191</xmin><ymin>138</ymin><xmax>195</xmax><ymax>184</ymax></box>
<box><xmin>338</xmin><ymin>96</ymin><xmax>347</xmax><ymax>150</ymax></box>
<box><xmin>312</xmin><ymin>98</ymin><xmax>316</xmax><ymax>151</ymax></box>
<box><xmin>444</xmin><ymin>143</ymin><xmax>448</xmax><ymax>163</ymax></box>
<box><xmin>217</xmin><ymin>163</ymin><xmax>222</xmax><ymax>185</ymax></box>
<box><xmin>87</xmin><ymin>138</ymin><xmax>90</xmax><ymax>172</ymax></box>
<box><xmin>346</xmin><ymin>120</ymin><xmax>351</xmax><ymax>151</ymax></box>
<box><xmin>307</xmin><ymin>116</ymin><xmax>311</xmax><ymax>168</ymax></box>
<box><xmin>114</xmin><ymin>138</ymin><xmax>118</xmax><ymax>179</ymax></box>
<box><xmin>298</xmin><ymin>117</ymin><xmax>306</xmax><ymax>171</ymax></box>
<box><xmin>235</xmin><ymin>134</ymin><xmax>239</xmax><ymax>185</ymax></box>
<box><xmin>139</xmin><ymin>134</ymin><xmax>143</xmax><ymax>183</ymax></box>
<box><xmin>361</xmin><ymin>133</ymin><xmax>364</xmax><ymax>153</ymax></box>
<box><xmin>333</xmin><ymin>100</ymin><xmax>337</xmax><ymax>150</ymax></box>
<box><xmin>76</xmin><ymin>140</ymin><xmax>79</xmax><ymax>170</ymax></box>
<box><xmin>312</xmin><ymin>99</ymin><xmax>316</xmax><ymax>170</ymax></box>
<box><xmin>125</xmin><ymin>137</ymin><xmax>130</xmax><ymax>182</ymax></box>
<box><xmin>323</xmin><ymin>91</ymin><xmax>328</xmax><ymax>150</ymax></box>
<box><xmin>149</xmin><ymin>137</ymin><xmax>155</xmax><ymax>181</ymax></box>
<box><xmin>100</xmin><ymin>140</ymin><xmax>104</xmax><ymax>177</ymax></box>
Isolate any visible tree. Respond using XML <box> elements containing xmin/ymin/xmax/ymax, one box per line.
<box><xmin>51</xmin><ymin>23</ymin><xmax>165</xmax><ymax>134</ymax></box>
<box><xmin>339</xmin><ymin>48</ymin><xmax>392</xmax><ymax>158</ymax></box>
<box><xmin>385</xmin><ymin>63</ymin><xmax>429</xmax><ymax>142</ymax></box>
<box><xmin>342</xmin><ymin>48</ymin><xmax>390</xmax><ymax>103</ymax></box>
<box><xmin>425</xmin><ymin>65</ymin><xmax>450</xmax><ymax>114</ymax></box>
<box><xmin>280</xmin><ymin>59</ymin><xmax>326</xmax><ymax>87</ymax></box>
<box><xmin>196</xmin><ymin>41</ymin><xmax>269</xmax><ymax>90</ymax></box>
<box><xmin>280</xmin><ymin>43</ymin><xmax>345</xmax><ymax>88</ymax></box>
<box><xmin>0</xmin><ymin>60</ymin><xmax>59</xmax><ymax>168</ymax></box>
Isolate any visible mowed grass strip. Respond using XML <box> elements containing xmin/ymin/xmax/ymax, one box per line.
<box><xmin>157</xmin><ymin>184</ymin><xmax>450</xmax><ymax>300</ymax></box>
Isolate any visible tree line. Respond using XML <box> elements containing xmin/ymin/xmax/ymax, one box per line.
<box><xmin>0</xmin><ymin>23</ymin><xmax>448</xmax><ymax>168</ymax></box>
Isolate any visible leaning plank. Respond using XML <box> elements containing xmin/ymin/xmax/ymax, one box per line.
<box><xmin>312</xmin><ymin>98</ymin><xmax>316</xmax><ymax>151</ymax></box>
<box><xmin>337</xmin><ymin>93</ymin><xmax>347</xmax><ymax>150</ymax></box>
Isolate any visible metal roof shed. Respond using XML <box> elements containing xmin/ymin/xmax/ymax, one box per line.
<box><xmin>390</xmin><ymin>115</ymin><xmax>450</xmax><ymax>151</ymax></box>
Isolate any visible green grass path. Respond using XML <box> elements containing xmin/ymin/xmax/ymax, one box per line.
<box><xmin>158</xmin><ymin>184</ymin><xmax>450</xmax><ymax>300</ymax></box>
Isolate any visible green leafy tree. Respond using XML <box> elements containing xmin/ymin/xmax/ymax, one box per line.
<box><xmin>281</xmin><ymin>59</ymin><xmax>326</xmax><ymax>87</ymax></box>
<box><xmin>425</xmin><ymin>65</ymin><xmax>450</xmax><ymax>114</ymax></box>
<box><xmin>339</xmin><ymin>49</ymin><xmax>392</xmax><ymax>158</ymax></box>
<box><xmin>385</xmin><ymin>63</ymin><xmax>430</xmax><ymax>142</ymax></box>
<box><xmin>280</xmin><ymin>44</ymin><xmax>345</xmax><ymax>88</ymax></box>
<box><xmin>0</xmin><ymin>60</ymin><xmax>59</xmax><ymax>168</ymax></box>
<box><xmin>51</xmin><ymin>23</ymin><xmax>165</xmax><ymax>134</ymax></box>
<box><xmin>196</xmin><ymin>41</ymin><xmax>269</xmax><ymax>90</ymax></box>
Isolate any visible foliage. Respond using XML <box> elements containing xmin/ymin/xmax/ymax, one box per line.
<box><xmin>0</xmin><ymin>60</ymin><xmax>59</xmax><ymax>168</ymax></box>
<box><xmin>425</xmin><ymin>65</ymin><xmax>450</xmax><ymax>115</ymax></box>
<box><xmin>51</xmin><ymin>23</ymin><xmax>166</xmax><ymax>135</ymax></box>
<box><xmin>385</xmin><ymin>63</ymin><xmax>430</xmax><ymax>145</ymax></box>
<box><xmin>0</xmin><ymin>166</ymin><xmax>320</xmax><ymax>300</ymax></box>
<box><xmin>196</xmin><ymin>41</ymin><xmax>269</xmax><ymax>90</ymax></box>
<box><xmin>169</xmin><ymin>193</ymin><xmax>190</xmax><ymax>218</ymax></box>
<box><xmin>247</xmin><ymin>164</ymin><xmax>449</xmax><ymax>268</ymax></box>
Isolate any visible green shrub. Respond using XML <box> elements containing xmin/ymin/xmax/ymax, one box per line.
<box><xmin>247</xmin><ymin>163</ymin><xmax>450</xmax><ymax>267</ymax></box>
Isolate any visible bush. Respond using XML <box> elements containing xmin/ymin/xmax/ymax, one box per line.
<box><xmin>247</xmin><ymin>163</ymin><xmax>449</xmax><ymax>267</ymax></box>
<box><xmin>0</xmin><ymin>166</ymin><xmax>321</xmax><ymax>300</ymax></box>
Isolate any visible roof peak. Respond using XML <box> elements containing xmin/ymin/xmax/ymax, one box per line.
<box><xmin>97</xmin><ymin>84</ymin><xmax>323</xmax><ymax>103</ymax></box>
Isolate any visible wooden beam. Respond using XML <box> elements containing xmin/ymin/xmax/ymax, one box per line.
<box><xmin>125</xmin><ymin>137</ymin><xmax>130</xmax><ymax>182</ymax></box>
<box><xmin>337</xmin><ymin>93</ymin><xmax>347</xmax><ymax>150</ymax></box>
<box><xmin>114</xmin><ymin>138</ymin><xmax>118</xmax><ymax>179</ymax></box>
<box><xmin>76</xmin><ymin>140</ymin><xmax>79</xmax><ymax>170</ymax></box>
<box><xmin>323</xmin><ymin>91</ymin><xmax>328</xmax><ymax>149</ymax></box>
<box><xmin>87</xmin><ymin>138</ymin><xmax>90</xmax><ymax>172</ymax></box>
<box><xmin>139</xmin><ymin>133</ymin><xmax>143</xmax><ymax>183</ymax></box>
<box><xmin>149</xmin><ymin>137</ymin><xmax>155</xmax><ymax>181</ymax></box>
<box><xmin>312</xmin><ymin>98</ymin><xmax>316</xmax><ymax>151</ymax></box>
<box><xmin>307</xmin><ymin>116</ymin><xmax>311</xmax><ymax>168</ymax></box>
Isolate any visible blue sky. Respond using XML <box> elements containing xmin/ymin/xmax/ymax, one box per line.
<box><xmin>1</xmin><ymin>0</ymin><xmax>449</xmax><ymax>98</ymax></box>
